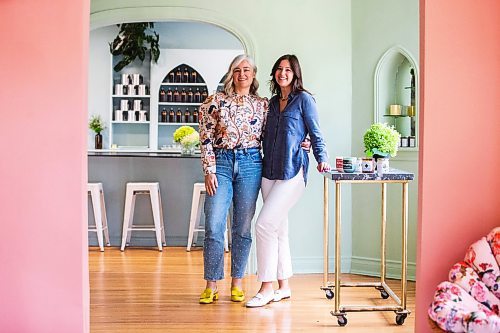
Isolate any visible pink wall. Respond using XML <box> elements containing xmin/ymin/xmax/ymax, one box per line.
<box><xmin>0</xmin><ymin>1</ymin><xmax>89</xmax><ymax>332</ymax></box>
<box><xmin>416</xmin><ymin>0</ymin><xmax>500</xmax><ymax>332</ymax></box>
<box><xmin>0</xmin><ymin>1</ymin><xmax>498</xmax><ymax>332</ymax></box>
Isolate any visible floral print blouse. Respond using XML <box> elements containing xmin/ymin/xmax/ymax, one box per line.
<box><xmin>199</xmin><ymin>92</ymin><xmax>268</xmax><ymax>175</ymax></box>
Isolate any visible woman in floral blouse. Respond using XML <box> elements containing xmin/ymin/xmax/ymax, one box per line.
<box><xmin>198</xmin><ymin>54</ymin><xmax>268</xmax><ymax>304</ymax></box>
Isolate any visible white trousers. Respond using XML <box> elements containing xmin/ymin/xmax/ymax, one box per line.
<box><xmin>256</xmin><ymin>169</ymin><xmax>305</xmax><ymax>282</ymax></box>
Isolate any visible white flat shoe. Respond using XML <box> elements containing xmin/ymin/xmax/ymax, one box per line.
<box><xmin>245</xmin><ymin>292</ymin><xmax>274</xmax><ymax>308</ymax></box>
<box><xmin>273</xmin><ymin>289</ymin><xmax>292</xmax><ymax>302</ymax></box>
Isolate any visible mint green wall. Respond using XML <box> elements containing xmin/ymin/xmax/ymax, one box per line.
<box><xmin>351</xmin><ymin>0</ymin><xmax>419</xmax><ymax>280</ymax></box>
<box><xmin>90</xmin><ymin>0</ymin><xmax>353</xmax><ymax>273</ymax></box>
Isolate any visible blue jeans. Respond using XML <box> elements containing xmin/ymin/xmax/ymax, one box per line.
<box><xmin>203</xmin><ymin>148</ymin><xmax>262</xmax><ymax>281</ymax></box>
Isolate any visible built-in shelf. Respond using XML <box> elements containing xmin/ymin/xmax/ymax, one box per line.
<box><xmin>160</xmin><ymin>82</ymin><xmax>206</xmax><ymax>86</ymax></box>
<box><xmin>112</xmin><ymin>95</ymin><xmax>150</xmax><ymax>98</ymax></box>
<box><xmin>112</xmin><ymin>121</ymin><xmax>150</xmax><ymax>124</ymax></box>
<box><xmin>158</xmin><ymin>102</ymin><xmax>202</xmax><ymax>106</ymax></box>
<box><xmin>158</xmin><ymin>122</ymin><xmax>198</xmax><ymax>126</ymax></box>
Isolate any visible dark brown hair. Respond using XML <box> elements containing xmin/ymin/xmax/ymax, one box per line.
<box><xmin>269</xmin><ymin>54</ymin><xmax>311</xmax><ymax>97</ymax></box>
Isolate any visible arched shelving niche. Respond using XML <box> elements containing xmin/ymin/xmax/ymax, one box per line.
<box><xmin>156</xmin><ymin>63</ymin><xmax>208</xmax><ymax>149</ymax></box>
<box><xmin>374</xmin><ymin>46</ymin><xmax>419</xmax><ymax>150</ymax></box>
<box><xmin>158</xmin><ymin>63</ymin><xmax>208</xmax><ymax>123</ymax></box>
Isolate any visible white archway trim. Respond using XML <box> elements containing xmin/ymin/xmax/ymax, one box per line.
<box><xmin>90</xmin><ymin>5</ymin><xmax>255</xmax><ymax>57</ymax></box>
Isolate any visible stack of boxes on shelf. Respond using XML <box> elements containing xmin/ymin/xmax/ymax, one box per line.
<box><xmin>113</xmin><ymin>74</ymin><xmax>149</xmax><ymax>123</ymax></box>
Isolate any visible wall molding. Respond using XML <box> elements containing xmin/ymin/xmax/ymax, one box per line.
<box><xmin>351</xmin><ymin>256</ymin><xmax>416</xmax><ymax>281</ymax></box>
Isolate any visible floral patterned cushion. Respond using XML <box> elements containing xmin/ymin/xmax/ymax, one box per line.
<box><xmin>449</xmin><ymin>262</ymin><xmax>499</xmax><ymax>315</ymax></box>
<box><xmin>464</xmin><ymin>238</ymin><xmax>500</xmax><ymax>299</ymax></box>
<box><xmin>486</xmin><ymin>227</ymin><xmax>500</xmax><ymax>266</ymax></box>
<box><xmin>429</xmin><ymin>281</ymin><xmax>499</xmax><ymax>332</ymax></box>
<box><xmin>429</xmin><ymin>227</ymin><xmax>500</xmax><ymax>332</ymax></box>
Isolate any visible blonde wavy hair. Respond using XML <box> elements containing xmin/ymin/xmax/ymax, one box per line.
<box><xmin>222</xmin><ymin>54</ymin><xmax>259</xmax><ymax>96</ymax></box>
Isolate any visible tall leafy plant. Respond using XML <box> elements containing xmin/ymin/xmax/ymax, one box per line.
<box><xmin>109</xmin><ymin>22</ymin><xmax>160</xmax><ymax>72</ymax></box>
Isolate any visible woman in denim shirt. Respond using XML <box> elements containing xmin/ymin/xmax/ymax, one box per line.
<box><xmin>246</xmin><ymin>54</ymin><xmax>331</xmax><ymax>308</ymax></box>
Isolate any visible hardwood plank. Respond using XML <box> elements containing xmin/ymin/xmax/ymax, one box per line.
<box><xmin>90</xmin><ymin>247</ymin><xmax>416</xmax><ymax>332</ymax></box>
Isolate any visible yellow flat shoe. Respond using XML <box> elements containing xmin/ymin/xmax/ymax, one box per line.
<box><xmin>199</xmin><ymin>288</ymin><xmax>219</xmax><ymax>304</ymax></box>
<box><xmin>231</xmin><ymin>286</ymin><xmax>245</xmax><ymax>302</ymax></box>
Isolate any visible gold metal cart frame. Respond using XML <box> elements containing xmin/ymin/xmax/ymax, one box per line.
<box><xmin>321</xmin><ymin>170</ymin><xmax>414</xmax><ymax>326</ymax></box>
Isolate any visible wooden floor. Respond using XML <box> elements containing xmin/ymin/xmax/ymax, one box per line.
<box><xmin>90</xmin><ymin>247</ymin><xmax>416</xmax><ymax>332</ymax></box>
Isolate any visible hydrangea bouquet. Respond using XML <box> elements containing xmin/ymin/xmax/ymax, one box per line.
<box><xmin>173</xmin><ymin>126</ymin><xmax>199</xmax><ymax>154</ymax></box>
<box><xmin>363</xmin><ymin>123</ymin><xmax>400</xmax><ymax>158</ymax></box>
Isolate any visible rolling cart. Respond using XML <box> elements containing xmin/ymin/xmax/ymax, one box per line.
<box><xmin>321</xmin><ymin>169</ymin><xmax>414</xmax><ymax>326</ymax></box>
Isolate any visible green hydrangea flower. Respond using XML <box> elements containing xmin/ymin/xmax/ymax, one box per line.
<box><xmin>173</xmin><ymin>126</ymin><xmax>196</xmax><ymax>143</ymax></box>
<box><xmin>363</xmin><ymin>123</ymin><xmax>400</xmax><ymax>157</ymax></box>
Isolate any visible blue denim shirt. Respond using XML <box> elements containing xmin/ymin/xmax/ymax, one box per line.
<box><xmin>262</xmin><ymin>91</ymin><xmax>328</xmax><ymax>184</ymax></box>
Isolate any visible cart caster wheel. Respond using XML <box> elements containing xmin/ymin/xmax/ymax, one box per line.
<box><xmin>325</xmin><ymin>289</ymin><xmax>334</xmax><ymax>299</ymax></box>
<box><xmin>337</xmin><ymin>315</ymin><xmax>347</xmax><ymax>327</ymax></box>
<box><xmin>380</xmin><ymin>290</ymin><xmax>389</xmax><ymax>299</ymax></box>
<box><xmin>396</xmin><ymin>313</ymin><xmax>407</xmax><ymax>325</ymax></box>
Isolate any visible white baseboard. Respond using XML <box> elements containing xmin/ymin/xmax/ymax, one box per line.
<box><xmin>350</xmin><ymin>256</ymin><xmax>416</xmax><ymax>281</ymax></box>
<box><xmin>287</xmin><ymin>256</ymin><xmax>416</xmax><ymax>281</ymax></box>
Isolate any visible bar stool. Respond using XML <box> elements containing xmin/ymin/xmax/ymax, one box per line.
<box><xmin>87</xmin><ymin>183</ymin><xmax>110</xmax><ymax>252</ymax></box>
<box><xmin>120</xmin><ymin>182</ymin><xmax>166</xmax><ymax>251</ymax></box>
<box><xmin>187</xmin><ymin>183</ymin><xmax>230</xmax><ymax>252</ymax></box>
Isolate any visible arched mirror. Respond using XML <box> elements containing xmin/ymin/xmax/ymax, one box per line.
<box><xmin>374</xmin><ymin>46</ymin><xmax>419</xmax><ymax>150</ymax></box>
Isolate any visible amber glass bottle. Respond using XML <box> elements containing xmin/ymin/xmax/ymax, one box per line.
<box><xmin>194</xmin><ymin>88</ymin><xmax>201</xmax><ymax>103</ymax></box>
<box><xmin>176</xmin><ymin>108</ymin><xmax>182</xmax><ymax>123</ymax></box>
<box><xmin>169</xmin><ymin>108</ymin><xmax>175</xmax><ymax>123</ymax></box>
<box><xmin>173</xmin><ymin>88</ymin><xmax>180</xmax><ymax>102</ymax></box>
<box><xmin>192</xmin><ymin>108</ymin><xmax>199</xmax><ymax>123</ymax></box>
<box><xmin>201</xmin><ymin>89</ymin><xmax>208</xmax><ymax>102</ymax></box>
<box><xmin>161</xmin><ymin>108</ymin><xmax>167</xmax><ymax>122</ymax></box>
<box><xmin>181</xmin><ymin>89</ymin><xmax>187</xmax><ymax>103</ymax></box>
<box><xmin>175</xmin><ymin>67</ymin><xmax>182</xmax><ymax>83</ymax></box>
<box><xmin>190</xmin><ymin>71</ymin><xmax>197</xmax><ymax>83</ymax></box>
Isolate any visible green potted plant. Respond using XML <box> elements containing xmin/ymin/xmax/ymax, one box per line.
<box><xmin>89</xmin><ymin>115</ymin><xmax>106</xmax><ymax>149</ymax></box>
<box><xmin>173</xmin><ymin>126</ymin><xmax>200</xmax><ymax>155</ymax></box>
<box><xmin>109</xmin><ymin>22</ymin><xmax>160</xmax><ymax>72</ymax></box>
<box><xmin>363</xmin><ymin>122</ymin><xmax>400</xmax><ymax>159</ymax></box>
